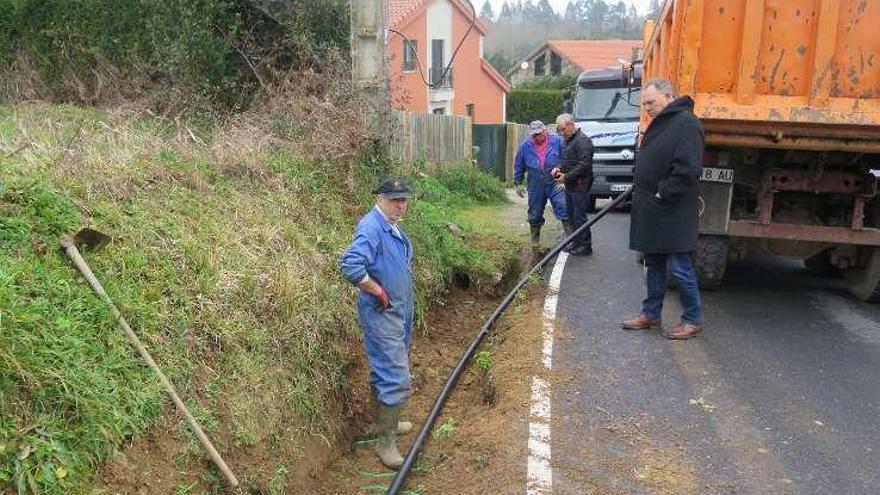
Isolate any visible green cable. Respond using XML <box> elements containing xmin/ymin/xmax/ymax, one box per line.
<box><xmin>352</xmin><ymin>438</ymin><xmax>378</xmax><ymax>447</ymax></box>
<box><xmin>357</xmin><ymin>466</ymin><xmax>431</xmax><ymax>477</ymax></box>
<box><xmin>358</xmin><ymin>471</ymin><xmax>396</xmax><ymax>478</ymax></box>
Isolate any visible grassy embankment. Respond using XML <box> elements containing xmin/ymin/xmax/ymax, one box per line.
<box><xmin>0</xmin><ymin>104</ymin><xmax>520</xmax><ymax>494</ymax></box>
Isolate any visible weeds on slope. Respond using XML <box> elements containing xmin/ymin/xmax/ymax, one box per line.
<box><xmin>0</xmin><ymin>104</ymin><xmax>518</xmax><ymax>494</ymax></box>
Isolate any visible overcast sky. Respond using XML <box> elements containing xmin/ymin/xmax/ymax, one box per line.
<box><xmin>479</xmin><ymin>0</ymin><xmax>653</xmax><ymax>16</ymax></box>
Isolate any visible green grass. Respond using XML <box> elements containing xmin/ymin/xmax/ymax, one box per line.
<box><xmin>430</xmin><ymin>418</ymin><xmax>457</xmax><ymax>441</ymax></box>
<box><xmin>0</xmin><ymin>104</ymin><xmax>521</xmax><ymax>494</ymax></box>
<box><xmin>474</xmin><ymin>351</ymin><xmax>492</xmax><ymax>374</ymax></box>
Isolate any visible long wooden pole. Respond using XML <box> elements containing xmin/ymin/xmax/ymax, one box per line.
<box><xmin>60</xmin><ymin>235</ymin><xmax>239</xmax><ymax>488</ymax></box>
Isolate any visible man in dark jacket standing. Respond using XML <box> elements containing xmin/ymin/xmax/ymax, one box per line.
<box><xmin>621</xmin><ymin>79</ymin><xmax>704</xmax><ymax>340</ymax></box>
<box><xmin>552</xmin><ymin>113</ymin><xmax>594</xmax><ymax>256</ymax></box>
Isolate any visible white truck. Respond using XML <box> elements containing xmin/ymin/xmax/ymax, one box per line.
<box><xmin>564</xmin><ymin>64</ymin><xmax>642</xmax><ymax>211</ymax></box>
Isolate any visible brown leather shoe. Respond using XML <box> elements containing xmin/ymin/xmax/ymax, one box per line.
<box><xmin>665</xmin><ymin>323</ymin><xmax>702</xmax><ymax>340</ymax></box>
<box><xmin>620</xmin><ymin>314</ymin><xmax>661</xmax><ymax>330</ymax></box>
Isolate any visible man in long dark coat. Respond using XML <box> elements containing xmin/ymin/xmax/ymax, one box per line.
<box><xmin>620</xmin><ymin>79</ymin><xmax>705</xmax><ymax>340</ymax></box>
<box><xmin>552</xmin><ymin>113</ymin><xmax>594</xmax><ymax>256</ymax></box>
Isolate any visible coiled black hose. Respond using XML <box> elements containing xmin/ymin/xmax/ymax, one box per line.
<box><xmin>386</xmin><ymin>187</ymin><xmax>634</xmax><ymax>494</ymax></box>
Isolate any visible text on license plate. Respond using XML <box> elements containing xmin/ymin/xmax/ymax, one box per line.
<box><xmin>610</xmin><ymin>184</ymin><xmax>630</xmax><ymax>192</ymax></box>
<box><xmin>701</xmin><ymin>167</ymin><xmax>734</xmax><ymax>183</ymax></box>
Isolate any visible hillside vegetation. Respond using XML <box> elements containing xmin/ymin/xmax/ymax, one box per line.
<box><xmin>0</xmin><ymin>99</ymin><xmax>518</xmax><ymax>493</ymax></box>
<box><xmin>0</xmin><ymin>0</ymin><xmax>349</xmax><ymax>108</ymax></box>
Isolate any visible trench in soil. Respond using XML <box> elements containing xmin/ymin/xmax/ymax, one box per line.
<box><xmin>95</xmin><ymin>256</ymin><xmax>546</xmax><ymax>495</ymax></box>
<box><xmin>316</xmin><ymin>279</ymin><xmax>546</xmax><ymax>495</ymax></box>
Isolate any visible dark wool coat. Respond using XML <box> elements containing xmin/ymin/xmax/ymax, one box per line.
<box><xmin>560</xmin><ymin>128</ymin><xmax>594</xmax><ymax>190</ymax></box>
<box><xmin>629</xmin><ymin>96</ymin><xmax>705</xmax><ymax>254</ymax></box>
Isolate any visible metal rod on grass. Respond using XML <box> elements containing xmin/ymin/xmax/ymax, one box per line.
<box><xmin>60</xmin><ymin>235</ymin><xmax>240</xmax><ymax>488</ymax></box>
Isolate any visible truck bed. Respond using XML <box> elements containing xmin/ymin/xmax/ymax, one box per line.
<box><xmin>643</xmin><ymin>0</ymin><xmax>880</xmax><ymax>152</ymax></box>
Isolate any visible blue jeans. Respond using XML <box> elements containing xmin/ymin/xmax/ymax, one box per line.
<box><xmin>358</xmin><ymin>298</ymin><xmax>414</xmax><ymax>406</ymax></box>
<box><xmin>565</xmin><ymin>188</ymin><xmax>592</xmax><ymax>249</ymax></box>
<box><xmin>527</xmin><ymin>180</ymin><xmax>568</xmax><ymax>226</ymax></box>
<box><xmin>642</xmin><ymin>252</ymin><xmax>702</xmax><ymax>325</ymax></box>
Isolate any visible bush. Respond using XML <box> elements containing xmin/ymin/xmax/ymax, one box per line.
<box><xmin>506</xmin><ymin>89</ymin><xmax>563</xmax><ymax>125</ymax></box>
<box><xmin>433</xmin><ymin>166</ymin><xmax>508</xmax><ymax>205</ymax></box>
<box><xmin>516</xmin><ymin>75</ymin><xmax>577</xmax><ymax>90</ymax></box>
<box><xmin>0</xmin><ymin>0</ymin><xmax>350</xmax><ymax>107</ymax></box>
<box><xmin>0</xmin><ymin>3</ymin><xmax>21</xmax><ymax>68</ymax></box>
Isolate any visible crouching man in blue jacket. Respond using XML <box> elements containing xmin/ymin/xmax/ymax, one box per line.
<box><xmin>339</xmin><ymin>178</ymin><xmax>416</xmax><ymax>469</ymax></box>
<box><xmin>513</xmin><ymin>120</ymin><xmax>571</xmax><ymax>256</ymax></box>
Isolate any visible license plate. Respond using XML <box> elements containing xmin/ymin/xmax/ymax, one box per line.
<box><xmin>610</xmin><ymin>184</ymin><xmax>630</xmax><ymax>192</ymax></box>
<box><xmin>701</xmin><ymin>167</ymin><xmax>734</xmax><ymax>183</ymax></box>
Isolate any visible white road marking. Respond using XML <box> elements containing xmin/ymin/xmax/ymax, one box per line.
<box><xmin>527</xmin><ymin>252</ymin><xmax>568</xmax><ymax>494</ymax></box>
<box><xmin>809</xmin><ymin>291</ymin><xmax>880</xmax><ymax>346</ymax></box>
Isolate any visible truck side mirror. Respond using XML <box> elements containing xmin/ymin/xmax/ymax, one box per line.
<box><xmin>622</xmin><ymin>63</ymin><xmax>641</xmax><ymax>106</ymax></box>
<box><xmin>620</xmin><ymin>64</ymin><xmax>634</xmax><ymax>88</ymax></box>
<box><xmin>562</xmin><ymin>86</ymin><xmax>573</xmax><ymax>114</ymax></box>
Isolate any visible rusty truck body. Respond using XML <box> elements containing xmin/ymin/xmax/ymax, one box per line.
<box><xmin>641</xmin><ymin>0</ymin><xmax>880</xmax><ymax>300</ymax></box>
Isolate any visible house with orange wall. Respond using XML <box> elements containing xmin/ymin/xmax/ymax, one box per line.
<box><xmin>387</xmin><ymin>0</ymin><xmax>511</xmax><ymax>123</ymax></box>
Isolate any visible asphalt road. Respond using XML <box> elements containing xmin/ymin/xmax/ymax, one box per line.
<box><xmin>550</xmin><ymin>210</ymin><xmax>880</xmax><ymax>495</ymax></box>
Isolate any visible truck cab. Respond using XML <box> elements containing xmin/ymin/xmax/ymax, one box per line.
<box><xmin>569</xmin><ymin>65</ymin><xmax>642</xmax><ymax>210</ymax></box>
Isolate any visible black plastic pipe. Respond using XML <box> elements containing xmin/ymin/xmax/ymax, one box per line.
<box><xmin>386</xmin><ymin>186</ymin><xmax>634</xmax><ymax>494</ymax></box>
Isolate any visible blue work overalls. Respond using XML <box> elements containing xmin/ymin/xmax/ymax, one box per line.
<box><xmin>339</xmin><ymin>206</ymin><xmax>415</xmax><ymax>407</ymax></box>
<box><xmin>513</xmin><ymin>134</ymin><xmax>568</xmax><ymax>226</ymax></box>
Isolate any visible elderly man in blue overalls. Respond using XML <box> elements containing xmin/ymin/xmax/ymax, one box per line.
<box><xmin>513</xmin><ymin>120</ymin><xmax>571</xmax><ymax>256</ymax></box>
<box><xmin>339</xmin><ymin>178</ymin><xmax>416</xmax><ymax>469</ymax></box>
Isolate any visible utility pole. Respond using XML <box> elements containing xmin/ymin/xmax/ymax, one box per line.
<box><xmin>351</xmin><ymin>0</ymin><xmax>391</xmax><ymax>145</ymax></box>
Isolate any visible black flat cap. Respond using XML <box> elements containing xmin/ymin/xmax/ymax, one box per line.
<box><xmin>372</xmin><ymin>178</ymin><xmax>414</xmax><ymax>199</ymax></box>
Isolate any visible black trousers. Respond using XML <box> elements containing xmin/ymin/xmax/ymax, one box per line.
<box><xmin>565</xmin><ymin>187</ymin><xmax>592</xmax><ymax>249</ymax></box>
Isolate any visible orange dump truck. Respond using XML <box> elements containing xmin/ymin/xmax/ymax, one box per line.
<box><xmin>641</xmin><ymin>0</ymin><xmax>880</xmax><ymax>300</ymax></box>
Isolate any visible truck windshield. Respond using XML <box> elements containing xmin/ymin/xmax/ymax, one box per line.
<box><xmin>574</xmin><ymin>86</ymin><xmax>639</xmax><ymax>121</ymax></box>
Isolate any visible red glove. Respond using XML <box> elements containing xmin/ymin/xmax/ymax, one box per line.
<box><xmin>375</xmin><ymin>286</ymin><xmax>391</xmax><ymax>311</ymax></box>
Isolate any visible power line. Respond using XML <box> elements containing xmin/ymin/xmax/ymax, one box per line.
<box><xmin>387</xmin><ymin>28</ymin><xmax>432</xmax><ymax>87</ymax></box>
<box><xmin>386</xmin><ymin>0</ymin><xmax>478</xmax><ymax>89</ymax></box>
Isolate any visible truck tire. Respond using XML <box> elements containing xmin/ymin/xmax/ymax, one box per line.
<box><xmin>694</xmin><ymin>234</ymin><xmax>729</xmax><ymax>290</ymax></box>
<box><xmin>804</xmin><ymin>250</ymin><xmax>839</xmax><ymax>277</ymax></box>
<box><xmin>845</xmin><ymin>248</ymin><xmax>880</xmax><ymax>303</ymax></box>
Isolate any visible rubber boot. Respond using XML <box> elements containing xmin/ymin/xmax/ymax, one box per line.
<box><xmin>375</xmin><ymin>404</ymin><xmax>405</xmax><ymax>469</ymax></box>
<box><xmin>369</xmin><ymin>392</ymin><xmax>412</xmax><ymax>435</ymax></box>
<box><xmin>396</xmin><ymin>419</ymin><xmax>413</xmax><ymax>435</ymax></box>
<box><xmin>530</xmin><ymin>224</ymin><xmax>542</xmax><ymax>258</ymax></box>
<box><xmin>561</xmin><ymin>221</ymin><xmax>574</xmax><ymax>252</ymax></box>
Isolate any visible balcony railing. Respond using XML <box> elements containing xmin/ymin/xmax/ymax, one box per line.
<box><xmin>429</xmin><ymin>67</ymin><xmax>453</xmax><ymax>89</ymax></box>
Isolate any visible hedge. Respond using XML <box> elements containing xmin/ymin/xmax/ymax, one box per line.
<box><xmin>0</xmin><ymin>0</ymin><xmax>350</xmax><ymax>108</ymax></box>
<box><xmin>506</xmin><ymin>89</ymin><xmax>563</xmax><ymax>125</ymax></box>
<box><xmin>515</xmin><ymin>75</ymin><xmax>577</xmax><ymax>90</ymax></box>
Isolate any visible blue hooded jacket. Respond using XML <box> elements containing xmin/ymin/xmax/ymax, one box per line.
<box><xmin>513</xmin><ymin>133</ymin><xmax>564</xmax><ymax>186</ymax></box>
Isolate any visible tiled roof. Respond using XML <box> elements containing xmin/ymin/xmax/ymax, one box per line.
<box><xmin>387</xmin><ymin>0</ymin><xmax>487</xmax><ymax>32</ymax></box>
<box><xmin>482</xmin><ymin>59</ymin><xmax>511</xmax><ymax>92</ymax></box>
<box><xmin>545</xmin><ymin>40</ymin><xmax>643</xmax><ymax>71</ymax></box>
<box><xmin>387</xmin><ymin>0</ymin><xmax>424</xmax><ymax>28</ymax></box>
